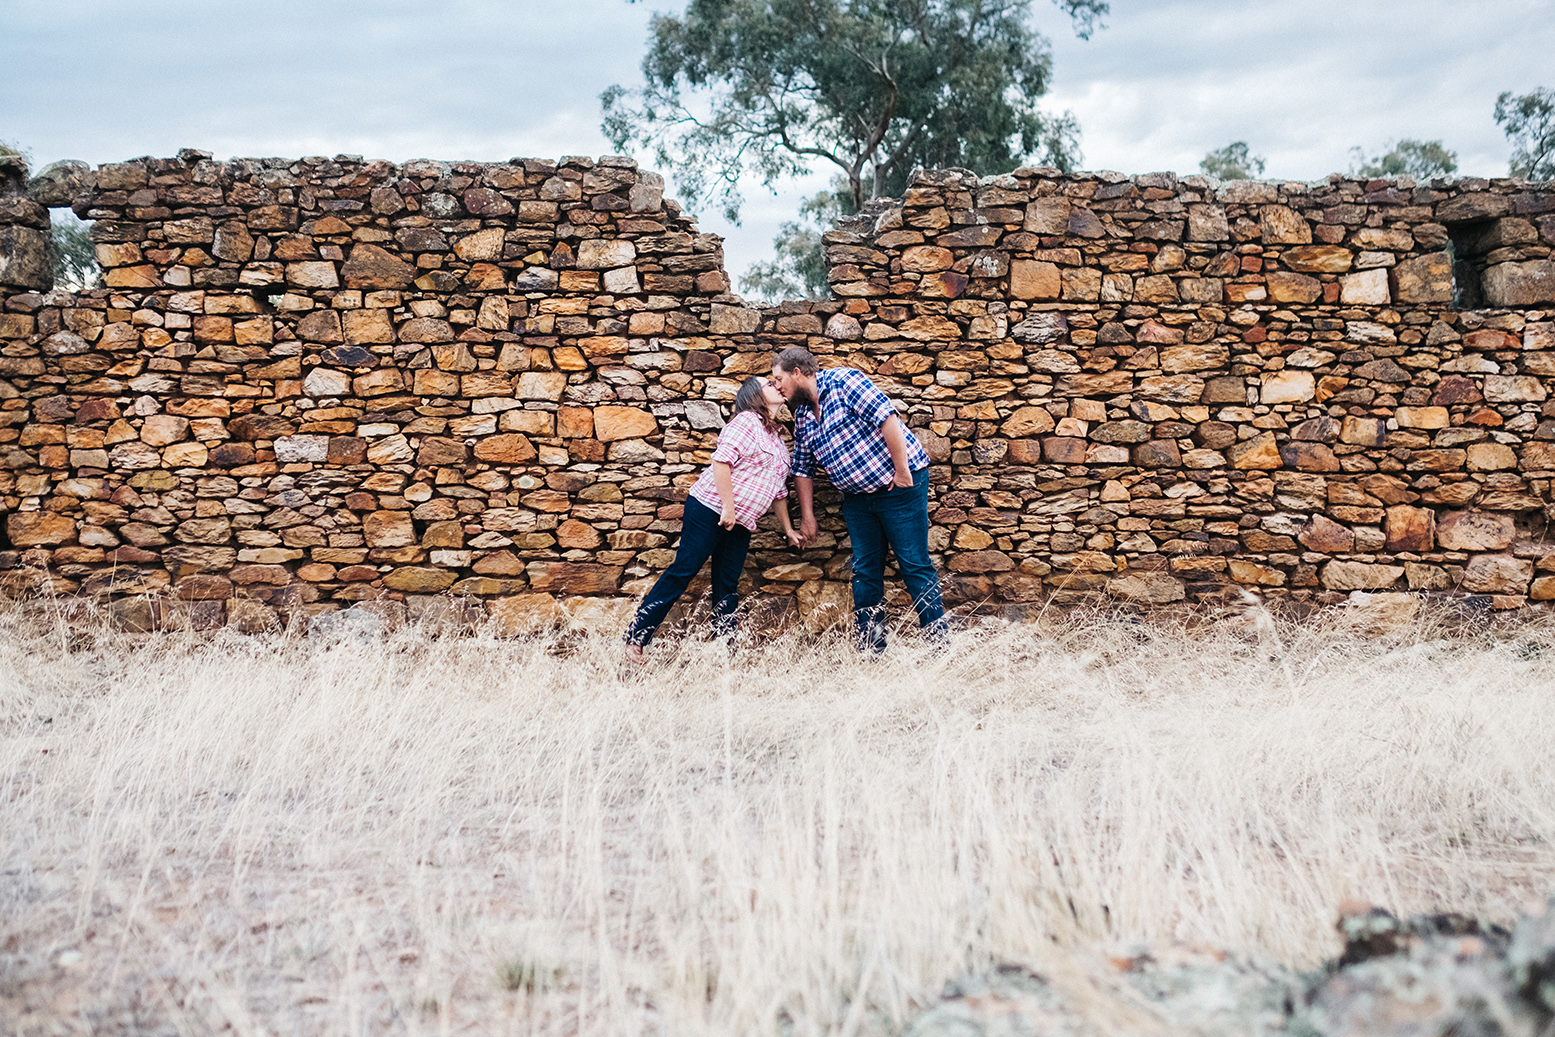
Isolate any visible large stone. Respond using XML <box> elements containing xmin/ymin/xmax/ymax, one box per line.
<box><xmin>1391</xmin><ymin>252</ymin><xmax>1453</xmax><ymax>303</ymax></box>
<box><xmin>1384</xmin><ymin>505</ymin><xmax>1435</xmax><ymax>551</ymax></box>
<box><xmin>1267</xmin><ymin>272</ymin><xmax>1322</xmax><ymax>303</ymax></box>
<box><xmin>1159</xmin><ymin>343</ymin><xmax>1228</xmax><ymax>373</ymax></box>
<box><xmin>526</xmin><ymin>561</ymin><xmax>622</xmax><ymax>594</ymax></box>
<box><xmin>26</xmin><ymin>159</ymin><xmax>91</xmax><ymax>206</ymax></box>
<box><xmin>0</xmin><ymin>225</ymin><xmax>51</xmax><ymax>290</ymax></box>
<box><xmin>1435</xmin><ymin>510</ymin><xmax>1513</xmax><ymax>551</ymax></box>
<box><xmin>1009</xmin><ymin>259</ymin><xmax>1061</xmax><ymax>300</ymax></box>
<box><xmin>1299</xmin><ymin>514</ymin><xmax>1353</xmax><ymax>552</ymax></box>
<box><xmin>1108</xmin><ymin>572</ymin><xmax>1185</xmax><ymax>603</ymax></box>
<box><xmin>1283</xmin><ymin>245</ymin><xmax>1352</xmax><ymax>273</ymax></box>
<box><xmin>364</xmin><ymin>510</ymin><xmax>417</xmax><ymax>547</ymax></box>
<box><xmin>1483</xmin><ymin>261</ymin><xmax>1555</xmax><ymax>306</ymax></box>
<box><xmin>1339</xmin><ymin>268</ymin><xmax>1390</xmax><ymax>304</ymax></box>
<box><xmin>1227</xmin><ymin>432</ymin><xmax>1283</xmax><ymax>469</ymax></box>
<box><xmin>490</xmin><ymin>593</ymin><xmax>563</xmax><ymax>635</ymax></box>
<box><xmin>575</xmin><ymin>239</ymin><xmax>636</xmax><ymax>270</ymax></box>
<box><xmin>474</xmin><ymin>433</ymin><xmax>537</xmax><ymax>463</ymax></box>
<box><xmin>341</xmin><ymin>243</ymin><xmax>415</xmax><ymax>289</ymax></box>
<box><xmin>593</xmin><ymin>406</ymin><xmax>657</xmax><ymax>442</ymax></box>
<box><xmin>382</xmin><ymin>567</ymin><xmax>459</xmax><ymax>593</ymax></box>
<box><xmin>1462</xmin><ymin>554</ymin><xmax>1532</xmax><ymax>594</ymax></box>
<box><xmin>1259</xmin><ymin>205</ymin><xmax>1312</xmax><ymax>244</ymax></box>
<box><xmin>999</xmin><ymin>406</ymin><xmax>1056</xmax><ymax>438</ymax></box>
<box><xmin>1260</xmin><ymin>371</ymin><xmax>1315</xmax><ymax>404</ymax></box>
<box><xmin>7</xmin><ymin>511</ymin><xmax>76</xmax><ymax>546</ymax></box>
<box><xmin>1321</xmin><ymin>561</ymin><xmax>1404</xmax><ymax>591</ymax></box>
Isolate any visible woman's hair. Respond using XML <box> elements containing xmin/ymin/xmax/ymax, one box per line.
<box><xmin>732</xmin><ymin>376</ymin><xmax>782</xmax><ymax>435</ymax></box>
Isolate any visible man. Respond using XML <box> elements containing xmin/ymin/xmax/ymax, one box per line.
<box><xmin>769</xmin><ymin>346</ymin><xmax>947</xmax><ymax>653</ymax></box>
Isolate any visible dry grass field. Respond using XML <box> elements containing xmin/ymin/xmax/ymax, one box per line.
<box><xmin>3</xmin><ymin>599</ymin><xmax>1555</xmax><ymax>1036</ymax></box>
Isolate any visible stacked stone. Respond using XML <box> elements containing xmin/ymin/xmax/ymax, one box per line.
<box><xmin>0</xmin><ymin>150</ymin><xmax>760</xmax><ymax>630</ymax></box>
<box><xmin>775</xmin><ymin>167</ymin><xmax>1555</xmax><ymax>609</ymax></box>
<box><xmin>3</xmin><ymin>150</ymin><xmax>1555</xmax><ymax>630</ymax></box>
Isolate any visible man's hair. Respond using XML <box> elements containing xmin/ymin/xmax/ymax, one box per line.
<box><xmin>773</xmin><ymin>346</ymin><xmax>817</xmax><ymax>376</ymax></box>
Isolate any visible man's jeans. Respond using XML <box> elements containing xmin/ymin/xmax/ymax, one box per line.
<box><xmin>840</xmin><ymin>467</ymin><xmax>947</xmax><ymax>653</ymax></box>
<box><xmin>624</xmin><ymin>496</ymin><xmax>750</xmax><ymax>647</ymax></box>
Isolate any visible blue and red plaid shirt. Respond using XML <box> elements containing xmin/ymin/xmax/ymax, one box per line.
<box><xmin>790</xmin><ymin>367</ymin><xmax>929</xmax><ymax>494</ymax></box>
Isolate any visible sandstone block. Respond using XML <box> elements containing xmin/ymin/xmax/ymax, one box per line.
<box><xmin>1259</xmin><ymin>205</ymin><xmax>1312</xmax><ymax>244</ymax></box>
<box><xmin>1267</xmin><ymin>272</ymin><xmax>1321</xmax><ymax>303</ymax></box>
<box><xmin>1339</xmin><ymin>268</ymin><xmax>1390</xmax><ymax>304</ymax></box>
<box><xmin>1462</xmin><ymin>554</ymin><xmax>1532</xmax><ymax>594</ymax></box>
<box><xmin>1260</xmin><ymin>371</ymin><xmax>1315</xmax><ymax>404</ymax></box>
<box><xmin>1484</xmin><ymin>375</ymin><xmax>1546</xmax><ymax>403</ymax></box>
<box><xmin>7</xmin><ymin>511</ymin><xmax>76</xmax><ymax>546</ymax></box>
<box><xmin>286</xmin><ymin>261</ymin><xmax>338</xmax><ymax>289</ymax></box>
<box><xmin>1000</xmin><ymin>407</ymin><xmax>1056</xmax><ymax>438</ymax></box>
<box><xmin>474</xmin><ymin>433</ymin><xmax>537</xmax><ymax>463</ymax></box>
<box><xmin>1436</xmin><ymin>510</ymin><xmax>1513</xmax><ymax>550</ymax></box>
<box><xmin>1160</xmin><ymin>343</ymin><xmax>1228</xmax><ymax>373</ymax></box>
<box><xmin>1009</xmin><ymin>259</ymin><xmax>1060</xmax><ymax>300</ymax></box>
<box><xmin>516</xmin><ymin>372</ymin><xmax>568</xmax><ymax>400</ymax></box>
<box><xmin>341</xmin><ymin>243</ymin><xmax>414</xmax><ymax>290</ymax></box>
<box><xmin>1108</xmin><ymin>572</ymin><xmax>1185</xmax><ymax>603</ymax></box>
<box><xmin>1299</xmin><ymin>514</ymin><xmax>1353</xmax><ymax>552</ymax></box>
<box><xmin>1395</xmin><ymin>406</ymin><xmax>1448</xmax><ymax>429</ymax></box>
<box><xmin>1321</xmin><ymin>561</ymin><xmax>1403</xmax><ymax>591</ymax></box>
<box><xmin>1467</xmin><ymin>442</ymin><xmax>1517</xmax><ymax>471</ymax></box>
<box><xmin>364</xmin><ymin>510</ymin><xmax>416</xmax><ymax>547</ymax></box>
<box><xmin>1227</xmin><ymin>432</ymin><xmax>1283</xmax><ymax>470</ymax></box>
<box><xmin>593</xmin><ymin>406</ymin><xmax>657</xmax><ymax>442</ymax></box>
<box><xmin>1391</xmin><ymin>252</ymin><xmax>1452</xmax><ymax>303</ymax></box>
<box><xmin>1283</xmin><ymin>245</ymin><xmax>1352</xmax><ymax>273</ymax></box>
<box><xmin>1384</xmin><ymin>505</ymin><xmax>1434</xmax><ymax>551</ymax></box>
<box><xmin>383</xmin><ymin>566</ymin><xmax>459</xmax><ymax>593</ymax></box>
<box><xmin>1483</xmin><ymin>260</ymin><xmax>1555</xmax><ymax>306</ymax></box>
<box><xmin>576</xmin><ymin>240</ymin><xmax>636</xmax><ymax>270</ymax></box>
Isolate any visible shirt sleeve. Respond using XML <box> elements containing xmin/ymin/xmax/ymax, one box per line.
<box><xmin>709</xmin><ymin>412</ymin><xmax>756</xmax><ymax>466</ymax></box>
<box><xmin>790</xmin><ymin>413</ymin><xmax>816</xmax><ymax>479</ymax></box>
<box><xmin>840</xmin><ymin>369</ymin><xmax>897</xmax><ymax>427</ymax></box>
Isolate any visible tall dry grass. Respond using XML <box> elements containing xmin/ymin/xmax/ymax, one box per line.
<box><xmin>2</xmin><ymin>600</ymin><xmax>1554</xmax><ymax>1035</ymax></box>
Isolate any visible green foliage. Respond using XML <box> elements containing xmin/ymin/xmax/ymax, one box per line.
<box><xmin>1199</xmin><ymin>141</ymin><xmax>1264</xmax><ymax>180</ymax></box>
<box><xmin>740</xmin><ymin>182</ymin><xmax>852</xmax><ymax>301</ymax></box>
<box><xmin>50</xmin><ymin>213</ymin><xmax>99</xmax><ymax>292</ymax></box>
<box><xmin>1349</xmin><ymin>138</ymin><xmax>1458</xmax><ymax>180</ymax></box>
<box><xmin>603</xmin><ymin>0</ymin><xmax>1106</xmax><ymax>221</ymax></box>
<box><xmin>1495</xmin><ymin>87</ymin><xmax>1555</xmax><ymax>180</ymax></box>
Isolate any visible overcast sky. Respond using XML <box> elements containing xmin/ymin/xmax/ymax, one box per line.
<box><xmin>3</xmin><ymin>0</ymin><xmax>1552</xmax><ymax>286</ymax></box>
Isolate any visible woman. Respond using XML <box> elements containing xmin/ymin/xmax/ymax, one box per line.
<box><xmin>624</xmin><ymin>376</ymin><xmax>801</xmax><ymax>661</ymax></box>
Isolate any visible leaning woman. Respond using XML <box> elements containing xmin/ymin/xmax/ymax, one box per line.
<box><xmin>624</xmin><ymin>376</ymin><xmax>801</xmax><ymax>662</ymax></box>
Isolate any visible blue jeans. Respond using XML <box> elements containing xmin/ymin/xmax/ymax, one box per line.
<box><xmin>840</xmin><ymin>467</ymin><xmax>946</xmax><ymax>653</ymax></box>
<box><xmin>624</xmin><ymin>496</ymin><xmax>751</xmax><ymax>647</ymax></box>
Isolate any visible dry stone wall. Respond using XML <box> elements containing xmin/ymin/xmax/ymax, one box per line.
<box><xmin>1</xmin><ymin>148</ymin><xmax>1554</xmax><ymax>631</ymax></box>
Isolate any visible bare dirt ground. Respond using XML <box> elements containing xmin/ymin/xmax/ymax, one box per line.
<box><xmin>3</xmin><ymin>600</ymin><xmax>1553</xmax><ymax>1035</ymax></box>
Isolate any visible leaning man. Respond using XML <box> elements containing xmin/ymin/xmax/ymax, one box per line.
<box><xmin>770</xmin><ymin>346</ymin><xmax>948</xmax><ymax>653</ymax></box>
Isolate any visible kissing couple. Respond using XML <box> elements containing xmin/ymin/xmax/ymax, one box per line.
<box><xmin>623</xmin><ymin>346</ymin><xmax>949</xmax><ymax>661</ymax></box>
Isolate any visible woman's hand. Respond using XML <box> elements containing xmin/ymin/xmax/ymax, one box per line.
<box><xmin>784</xmin><ymin>527</ymin><xmax>804</xmax><ymax>549</ymax></box>
<box><xmin>719</xmin><ymin>503</ymin><xmax>739</xmax><ymax>529</ymax></box>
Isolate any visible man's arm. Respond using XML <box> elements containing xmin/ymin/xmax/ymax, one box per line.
<box><xmin>794</xmin><ymin>476</ymin><xmax>817</xmax><ymax>545</ymax></box>
<box><xmin>882</xmin><ymin>413</ymin><xmax>914</xmax><ymax>488</ymax></box>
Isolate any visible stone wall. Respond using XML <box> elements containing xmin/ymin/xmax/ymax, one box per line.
<box><xmin>1</xmin><ymin>148</ymin><xmax>1553</xmax><ymax>631</ymax></box>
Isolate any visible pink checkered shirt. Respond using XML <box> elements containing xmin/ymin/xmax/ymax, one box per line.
<box><xmin>688</xmin><ymin>411</ymin><xmax>790</xmax><ymax>531</ymax></box>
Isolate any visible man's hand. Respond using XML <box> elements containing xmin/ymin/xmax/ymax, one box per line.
<box><xmin>719</xmin><ymin>503</ymin><xmax>738</xmax><ymax>529</ymax></box>
<box><xmin>892</xmin><ymin>468</ymin><xmax>914</xmax><ymax>489</ymax></box>
<box><xmin>799</xmin><ymin>513</ymin><xmax>818</xmax><ymax>545</ymax></box>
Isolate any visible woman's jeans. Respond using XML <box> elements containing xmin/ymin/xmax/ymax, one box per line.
<box><xmin>624</xmin><ymin>496</ymin><xmax>751</xmax><ymax>647</ymax></box>
<box><xmin>840</xmin><ymin>467</ymin><xmax>947</xmax><ymax>653</ymax></box>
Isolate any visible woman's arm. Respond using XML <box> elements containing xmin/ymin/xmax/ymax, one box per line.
<box><xmin>712</xmin><ymin>460</ymin><xmax>738</xmax><ymax>528</ymax></box>
<box><xmin>771</xmin><ymin>496</ymin><xmax>802</xmax><ymax>548</ymax></box>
